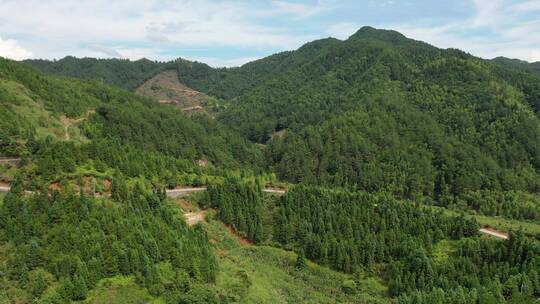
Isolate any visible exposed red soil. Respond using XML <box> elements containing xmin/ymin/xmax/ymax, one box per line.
<box><xmin>224</xmin><ymin>224</ymin><xmax>253</xmax><ymax>246</ymax></box>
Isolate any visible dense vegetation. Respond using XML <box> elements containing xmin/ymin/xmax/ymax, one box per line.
<box><xmin>0</xmin><ymin>57</ymin><xmax>263</xmax><ymax>177</ymax></box>
<box><xmin>0</xmin><ymin>178</ymin><xmax>217</xmax><ymax>303</ymax></box>
<box><xmin>493</xmin><ymin>57</ymin><xmax>540</xmax><ymax>78</ymax></box>
<box><xmin>194</xmin><ymin>27</ymin><xmax>540</xmax><ymax>225</ymax></box>
<box><xmin>25</xmin><ymin>29</ymin><xmax>540</xmax><ymax>208</ymax></box>
<box><xmin>204</xmin><ymin>177</ymin><xmax>265</xmax><ymax>243</ymax></box>
<box><xmin>219</xmin><ymin>28</ymin><xmax>540</xmax><ymax>200</ymax></box>
<box><xmin>6</xmin><ymin>26</ymin><xmax>540</xmax><ymax>303</ymax></box>
<box><xmin>206</xmin><ymin>181</ymin><xmax>540</xmax><ymax>303</ymax></box>
<box><xmin>23</xmin><ymin>57</ymin><xmax>173</xmax><ymax>91</ymax></box>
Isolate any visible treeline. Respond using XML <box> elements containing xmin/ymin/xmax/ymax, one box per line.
<box><xmin>23</xmin><ymin>56</ymin><xmax>174</xmax><ymax>91</ymax></box>
<box><xmin>0</xmin><ymin>178</ymin><xmax>217</xmax><ymax>302</ymax></box>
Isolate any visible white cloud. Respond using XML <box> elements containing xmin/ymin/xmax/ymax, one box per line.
<box><xmin>0</xmin><ymin>0</ymin><xmax>315</xmax><ymax>62</ymax></box>
<box><xmin>0</xmin><ymin>36</ymin><xmax>33</xmax><ymax>60</ymax></box>
<box><xmin>184</xmin><ymin>56</ymin><xmax>263</xmax><ymax>68</ymax></box>
<box><xmin>88</xmin><ymin>44</ymin><xmax>122</xmax><ymax>58</ymax></box>
<box><xmin>471</xmin><ymin>0</ymin><xmax>502</xmax><ymax>28</ymax></box>
<box><xmin>373</xmin><ymin>0</ymin><xmax>540</xmax><ymax>62</ymax></box>
<box><xmin>326</xmin><ymin>22</ymin><xmax>359</xmax><ymax>39</ymax></box>
<box><xmin>512</xmin><ymin>0</ymin><xmax>540</xmax><ymax>12</ymax></box>
<box><xmin>270</xmin><ymin>0</ymin><xmax>334</xmax><ymax>19</ymax></box>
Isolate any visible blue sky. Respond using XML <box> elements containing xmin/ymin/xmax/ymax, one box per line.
<box><xmin>0</xmin><ymin>0</ymin><xmax>539</xmax><ymax>66</ymax></box>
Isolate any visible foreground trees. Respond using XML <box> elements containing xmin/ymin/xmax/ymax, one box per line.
<box><xmin>206</xmin><ymin>182</ymin><xmax>540</xmax><ymax>303</ymax></box>
<box><xmin>0</xmin><ymin>182</ymin><xmax>217</xmax><ymax>302</ymax></box>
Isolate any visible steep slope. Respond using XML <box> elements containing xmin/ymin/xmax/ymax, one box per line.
<box><xmin>19</xmin><ymin>28</ymin><xmax>540</xmax><ymax>201</ymax></box>
<box><xmin>209</xmin><ymin>27</ymin><xmax>540</xmax><ymax>201</ymax></box>
<box><xmin>0</xmin><ymin>57</ymin><xmax>263</xmax><ymax>180</ymax></box>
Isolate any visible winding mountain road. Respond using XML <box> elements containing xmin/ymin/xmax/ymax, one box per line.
<box><xmin>0</xmin><ymin>184</ymin><xmax>287</xmax><ymax>197</ymax></box>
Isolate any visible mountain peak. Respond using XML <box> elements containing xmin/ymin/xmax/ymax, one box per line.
<box><xmin>348</xmin><ymin>26</ymin><xmax>407</xmax><ymax>44</ymax></box>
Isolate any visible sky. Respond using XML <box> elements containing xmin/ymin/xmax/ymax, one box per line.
<box><xmin>0</xmin><ymin>0</ymin><xmax>539</xmax><ymax>67</ymax></box>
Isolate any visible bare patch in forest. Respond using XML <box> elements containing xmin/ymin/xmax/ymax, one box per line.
<box><xmin>136</xmin><ymin>70</ymin><xmax>209</xmax><ymax>115</ymax></box>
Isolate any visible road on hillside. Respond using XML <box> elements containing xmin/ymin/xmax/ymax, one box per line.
<box><xmin>165</xmin><ymin>187</ymin><xmax>208</xmax><ymax>198</ymax></box>
<box><xmin>164</xmin><ymin>186</ymin><xmax>287</xmax><ymax>198</ymax></box>
<box><xmin>0</xmin><ymin>157</ymin><xmax>21</xmax><ymax>164</ymax></box>
<box><xmin>479</xmin><ymin>228</ymin><xmax>509</xmax><ymax>240</ymax></box>
<box><xmin>0</xmin><ymin>184</ymin><xmax>286</xmax><ymax>196</ymax></box>
<box><xmin>0</xmin><ymin>182</ymin><xmax>512</xmax><ymax>240</ymax></box>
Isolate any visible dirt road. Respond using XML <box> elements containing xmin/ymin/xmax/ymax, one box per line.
<box><xmin>166</xmin><ymin>187</ymin><xmax>207</xmax><ymax>198</ymax></box>
<box><xmin>263</xmin><ymin>188</ymin><xmax>286</xmax><ymax>195</ymax></box>
<box><xmin>0</xmin><ymin>157</ymin><xmax>21</xmax><ymax>165</ymax></box>
<box><xmin>479</xmin><ymin>227</ymin><xmax>509</xmax><ymax>240</ymax></box>
<box><xmin>0</xmin><ymin>181</ymin><xmax>515</xmax><ymax>240</ymax></box>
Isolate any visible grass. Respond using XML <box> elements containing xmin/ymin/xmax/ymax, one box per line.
<box><xmin>472</xmin><ymin>214</ymin><xmax>540</xmax><ymax>236</ymax></box>
<box><xmin>0</xmin><ymin>78</ymin><xmax>88</xmax><ymax>143</ymax></box>
<box><xmin>431</xmin><ymin>239</ymin><xmax>459</xmax><ymax>265</ymax></box>
<box><xmin>83</xmin><ymin>276</ymin><xmax>164</xmax><ymax>304</ymax></box>
<box><xmin>0</xmin><ymin>163</ymin><xmax>18</xmax><ymax>182</ymax></box>
<box><xmin>427</xmin><ymin>205</ymin><xmax>540</xmax><ymax>237</ymax></box>
<box><xmin>203</xmin><ymin>214</ymin><xmax>389</xmax><ymax>304</ymax></box>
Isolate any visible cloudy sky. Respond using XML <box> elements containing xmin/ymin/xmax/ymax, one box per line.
<box><xmin>0</xmin><ymin>0</ymin><xmax>539</xmax><ymax>67</ymax></box>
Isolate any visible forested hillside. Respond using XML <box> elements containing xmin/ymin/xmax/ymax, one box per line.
<box><xmin>493</xmin><ymin>57</ymin><xmax>540</xmax><ymax>78</ymax></box>
<box><xmin>214</xmin><ymin>27</ymin><xmax>540</xmax><ymax>212</ymax></box>
<box><xmin>25</xmin><ymin>29</ymin><xmax>540</xmax><ymax>204</ymax></box>
<box><xmin>23</xmin><ymin>57</ymin><xmax>172</xmax><ymax>91</ymax></box>
<box><xmin>6</xmin><ymin>26</ymin><xmax>540</xmax><ymax>303</ymax></box>
<box><xmin>0</xmin><ymin>57</ymin><xmax>269</xmax><ymax>302</ymax></box>
<box><xmin>0</xmin><ymin>57</ymin><xmax>262</xmax><ymax>174</ymax></box>
<box><xmin>204</xmin><ymin>179</ymin><xmax>540</xmax><ymax>303</ymax></box>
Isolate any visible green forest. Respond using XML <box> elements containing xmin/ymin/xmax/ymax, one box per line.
<box><xmin>204</xmin><ymin>180</ymin><xmax>540</xmax><ymax>303</ymax></box>
<box><xmin>0</xmin><ymin>26</ymin><xmax>539</xmax><ymax>303</ymax></box>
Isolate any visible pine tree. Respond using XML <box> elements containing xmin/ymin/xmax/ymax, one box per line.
<box><xmin>295</xmin><ymin>252</ymin><xmax>307</xmax><ymax>270</ymax></box>
<box><xmin>72</xmin><ymin>274</ymin><xmax>88</xmax><ymax>300</ymax></box>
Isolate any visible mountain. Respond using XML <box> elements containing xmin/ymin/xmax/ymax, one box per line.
<box><xmin>211</xmin><ymin>27</ymin><xmax>540</xmax><ymax>200</ymax></box>
<box><xmin>492</xmin><ymin>56</ymin><xmax>540</xmax><ymax>77</ymax></box>
<box><xmin>0</xmin><ymin>56</ymin><xmax>378</xmax><ymax>304</ymax></box>
<box><xmin>20</xmin><ymin>26</ymin><xmax>540</xmax><ymax>210</ymax></box>
<box><xmin>5</xmin><ymin>26</ymin><xmax>540</xmax><ymax>303</ymax></box>
<box><xmin>23</xmin><ymin>56</ymin><xmax>172</xmax><ymax>91</ymax></box>
<box><xmin>0</xmin><ymin>57</ymin><xmax>263</xmax><ymax>176</ymax></box>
